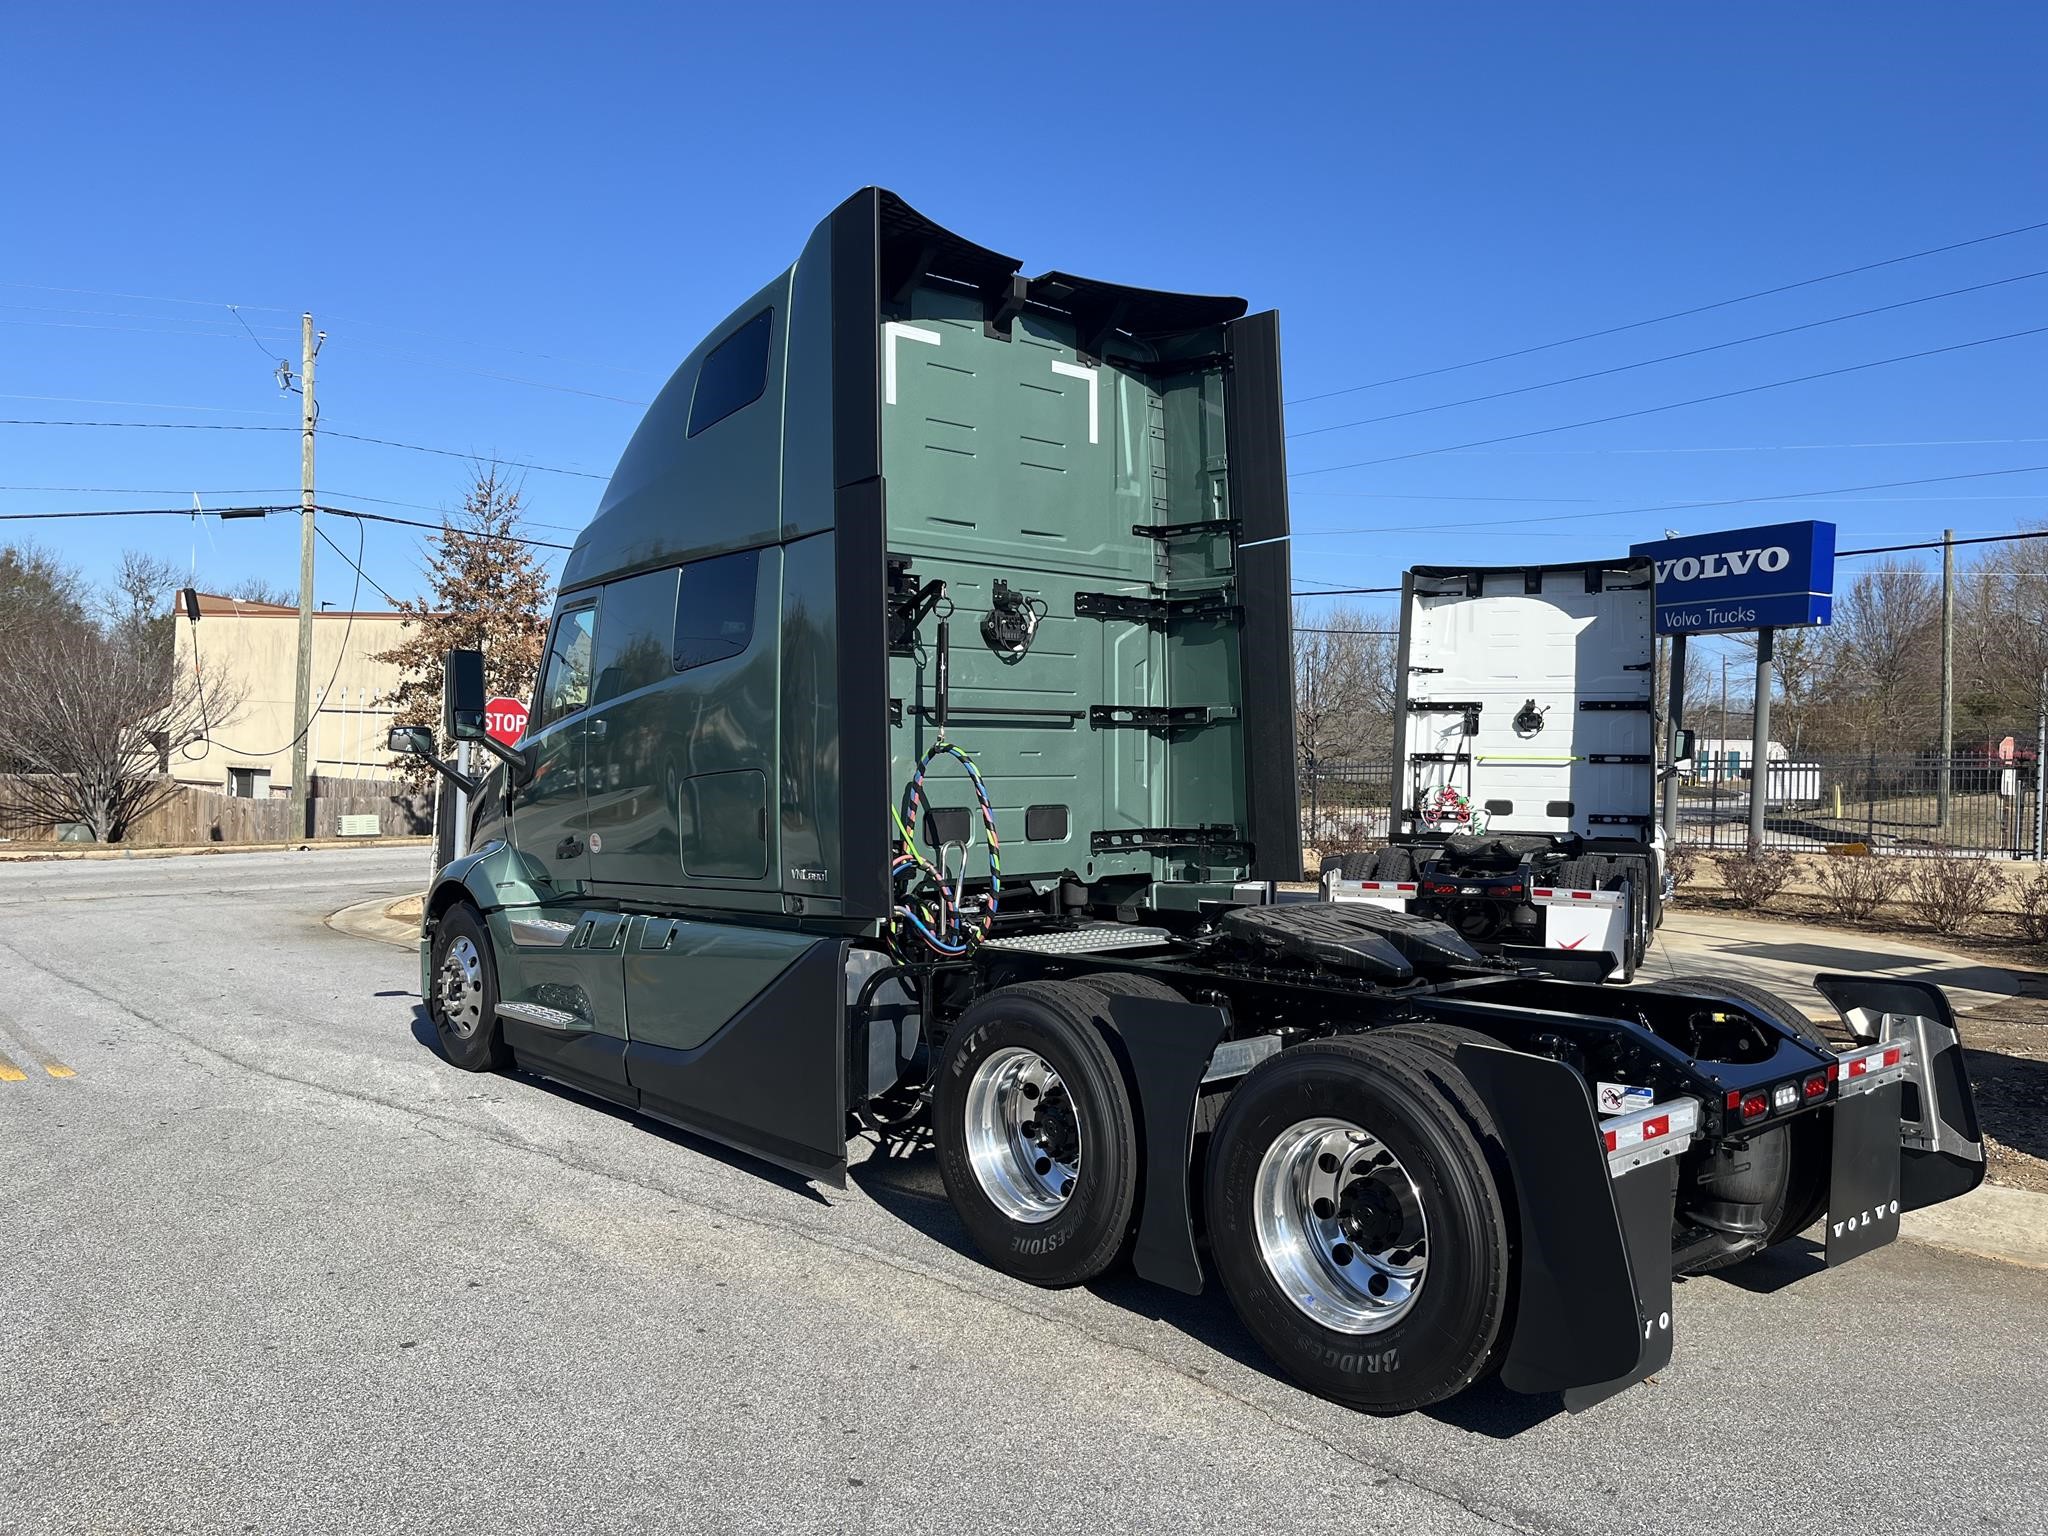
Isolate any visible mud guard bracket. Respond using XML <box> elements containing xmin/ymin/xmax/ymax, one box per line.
<box><xmin>1455</xmin><ymin>1042</ymin><xmax>1675</xmax><ymax>1409</ymax></box>
<box><xmin>1099</xmin><ymin>996</ymin><xmax>1232</xmax><ymax>1296</ymax></box>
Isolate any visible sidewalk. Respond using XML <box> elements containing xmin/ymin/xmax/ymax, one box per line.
<box><xmin>0</xmin><ymin>836</ymin><xmax>432</xmax><ymax>863</ymax></box>
<box><xmin>1644</xmin><ymin>906</ymin><xmax>2019</xmax><ymax>1017</ymax></box>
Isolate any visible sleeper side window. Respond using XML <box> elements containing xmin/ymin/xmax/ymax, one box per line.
<box><xmin>533</xmin><ymin>605</ymin><xmax>596</xmax><ymax>729</ymax></box>
<box><xmin>673</xmin><ymin>549</ymin><xmax>760</xmax><ymax>672</ymax></box>
<box><xmin>686</xmin><ymin>310</ymin><xmax>773</xmax><ymax>437</ymax></box>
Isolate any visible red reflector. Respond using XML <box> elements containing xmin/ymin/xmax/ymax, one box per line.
<box><xmin>1602</xmin><ymin>1130</ymin><xmax>1618</xmax><ymax>1151</ymax></box>
<box><xmin>1572</xmin><ymin>891</ymin><xmax>1591</xmax><ymax>900</ymax></box>
<box><xmin>1882</xmin><ymin>1046</ymin><xmax>1902</xmax><ymax>1068</ymax></box>
<box><xmin>1803</xmin><ymin>1075</ymin><xmax>1828</xmax><ymax>1099</ymax></box>
<box><xmin>1396</xmin><ymin>883</ymin><xmax>1417</xmax><ymax>893</ymax></box>
<box><xmin>1827</xmin><ymin>1062</ymin><xmax>1840</xmax><ymax>1081</ymax></box>
<box><xmin>1741</xmin><ymin>1092</ymin><xmax>1769</xmax><ymax>1120</ymax></box>
<box><xmin>1726</xmin><ymin>1089</ymin><xmax>1743</xmax><ymax>1110</ymax></box>
<box><xmin>1533</xmin><ymin>888</ymin><xmax>1553</xmax><ymax>898</ymax></box>
<box><xmin>1848</xmin><ymin>1058</ymin><xmax>1868</xmax><ymax>1078</ymax></box>
<box><xmin>1643</xmin><ymin>1114</ymin><xmax>1671</xmax><ymax>1140</ymax></box>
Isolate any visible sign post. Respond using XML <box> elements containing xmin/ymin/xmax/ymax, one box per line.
<box><xmin>1632</xmin><ymin>522</ymin><xmax>1835</xmax><ymax>853</ymax></box>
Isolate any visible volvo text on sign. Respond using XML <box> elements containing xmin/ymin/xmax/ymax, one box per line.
<box><xmin>1629</xmin><ymin>520</ymin><xmax>1835</xmax><ymax>635</ymax></box>
<box><xmin>484</xmin><ymin>696</ymin><xmax>529</xmax><ymax>747</ymax></box>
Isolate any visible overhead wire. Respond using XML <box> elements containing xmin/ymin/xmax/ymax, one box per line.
<box><xmin>1287</xmin><ymin>266</ymin><xmax>2048</xmax><ymax>441</ymax></box>
<box><xmin>1285</xmin><ymin>216</ymin><xmax>2048</xmax><ymax>405</ymax></box>
<box><xmin>1291</xmin><ymin>323</ymin><xmax>2048</xmax><ymax>478</ymax></box>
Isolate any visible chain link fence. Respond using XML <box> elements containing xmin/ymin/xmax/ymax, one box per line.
<box><xmin>1301</xmin><ymin>749</ymin><xmax>2048</xmax><ymax>860</ymax></box>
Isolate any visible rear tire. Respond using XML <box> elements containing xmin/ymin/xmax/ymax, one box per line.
<box><xmin>428</xmin><ymin>904</ymin><xmax>511</xmax><ymax>1073</ymax></box>
<box><xmin>1205</xmin><ymin>1035</ymin><xmax>1511</xmax><ymax>1413</ymax></box>
<box><xmin>934</xmin><ymin>981</ymin><xmax>1140</xmax><ymax>1288</ymax></box>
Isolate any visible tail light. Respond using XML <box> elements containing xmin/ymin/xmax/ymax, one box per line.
<box><xmin>1803</xmin><ymin>1073</ymin><xmax>1829</xmax><ymax>1100</ymax></box>
<box><xmin>1740</xmin><ymin>1092</ymin><xmax>1769</xmax><ymax>1121</ymax></box>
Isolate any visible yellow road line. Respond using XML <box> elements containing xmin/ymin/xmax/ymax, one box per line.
<box><xmin>0</xmin><ymin>1052</ymin><xmax>25</xmax><ymax>1083</ymax></box>
<box><xmin>43</xmin><ymin>1063</ymin><xmax>75</xmax><ymax>1079</ymax></box>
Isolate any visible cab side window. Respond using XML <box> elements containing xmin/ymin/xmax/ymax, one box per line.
<box><xmin>686</xmin><ymin>310</ymin><xmax>772</xmax><ymax>438</ymax></box>
<box><xmin>674</xmin><ymin>548</ymin><xmax>760</xmax><ymax>672</ymax></box>
<box><xmin>534</xmin><ymin>605</ymin><xmax>596</xmax><ymax>729</ymax></box>
<box><xmin>592</xmin><ymin>568</ymin><xmax>680</xmax><ymax>706</ymax></box>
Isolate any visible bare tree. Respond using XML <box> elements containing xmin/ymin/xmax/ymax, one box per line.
<box><xmin>0</xmin><ymin>551</ymin><xmax>244</xmax><ymax>841</ymax></box>
<box><xmin>1293</xmin><ymin>603</ymin><xmax>1397</xmax><ymax>771</ymax></box>
<box><xmin>224</xmin><ymin>577</ymin><xmax>299</xmax><ymax>607</ymax></box>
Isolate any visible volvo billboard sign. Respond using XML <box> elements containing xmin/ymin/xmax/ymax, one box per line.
<box><xmin>1630</xmin><ymin>519</ymin><xmax>1835</xmax><ymax>635</ymax></box>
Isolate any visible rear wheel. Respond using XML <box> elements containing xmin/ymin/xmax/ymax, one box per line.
<box><xmin>1205</xmin><ymin>1035</ymin><xmax>1511</xmax><ymax>1412</ymax></box>
<box><xmin>428</xmin><ymin>904</ymin><xmax>511</xmax><ymax>1072</ymax></box>
<box><xmin>934</xmin><ymin>981</ymin><xmax>1140</xmax><ymax>1287</ymax></box>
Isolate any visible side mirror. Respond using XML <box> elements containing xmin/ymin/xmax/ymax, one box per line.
<box><xmin>1673</xmin><ymin>727</ymin><xmax>1697</xmax><ymax>768</ymax></box>
<box><xmin>444</xmin><ymin>648</ymin><xmax>488</xmax><ymax>742</ymax></box>
<box><xmin>388</xmin><ymin>724</ymin><xmax>435</xmax><ymax>757</ymax></box>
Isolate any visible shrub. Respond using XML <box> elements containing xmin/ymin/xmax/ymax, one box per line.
<box><xmin>1903</xmin><ymin>848</ymin><xmax>2000</xmax><ymax>936</ymax></box>
<box><xmin>1714</xmin><ymin>851</ymin><xmax>1795</xmax><ymax>911</ymax></box>
<box><xmin>1665</xmin><ymin>840</ymin><xmax>1700</xmax><ymax>892</ymax></box>
<box><xmin>2017</xmin><ymin>867</ymin><xmax>2048</xmax><ymax>944</ymax></box>
<box><xmin>1812</xmin><ymin>852</ymin><xmax>1901</xmax><ymax>925</ymax></box>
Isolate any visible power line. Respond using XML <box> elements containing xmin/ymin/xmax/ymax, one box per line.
<box><xmin>326</xmin><ymin>334</ymin><xmax>649</xmax><ymax>405</ymax></box>
<box><xmin>1287</xmin><ymin>267</ymin><xmax>2048</xmax><ymax>442</ymax></box>
<box><xmin>1286</xmin><ymin>216</ymin><xmax>2048</xmax><ymax>406</ymax></box>
<box><xmin>0</xmin><ymin>504</ymin><xmax>294</xmax><ymax>522</ymax></box>
<box><xmin>1274</xmin><ymin>462</ymin><xmax>2048</xmax><ymax>542</ymax></box>
<box><xmin>317</xmin><ymin>504</ymin><xmax>574</xmax><ymax>551</ymax></box>
<box><xmin>314</xmin><ymin>429</ymin><xmax>610</xmax><ymax>481</ymax></box>
<box><xmin>1438</xmin><ymin>434</ymin><xmax>2048</xmax><ymax>458</ymax></box>
<box><xmin>313</xmin><ymin>521</ymin><xmax>404</xmax><ymax>607</ymax></box>
<box><xmin>0</xmin><ymin>416</ymin><xmax>612</xmax><ymax>483</ymax></box>
<box><xmin>0</xmin><ymin>279</ymin><xmax>296</xmax><ymax>314</ymax></box>
<box><xmin>0</xmin><ymin>417</ymin><xmax>294</xmax><ymax>433</ymax></box>
<box><xmin>0</xmin><ymin>393</ymin><xmax>290</xmax><ymax>417</ymax></box>
<box><xmin>1291</xmin><ymin>323</ymin><xmax>2048</xmax><ymax>479</ymax></box>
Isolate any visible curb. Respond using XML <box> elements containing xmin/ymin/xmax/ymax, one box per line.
<box><xmin>1899</xmin><ymin>1182</ymin><xmax>2048</xmax><ymax>1269</ymax></box>
<box><xmin>326</xmin><ymin>894</ymin><xmax>422</xmax><ymax>950</ymax></box>
<box><xmin>0</xmin><ymin>837</ymin><xmax>433</xmax><ymax>864</ymax></box>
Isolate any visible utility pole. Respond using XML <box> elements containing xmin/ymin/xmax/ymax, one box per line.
<box><xmin>1938</xmin><ymin>527</ymin><xmax>1955</xmax><ymax>838</ymax></box>
<box><xmin>289</xmin><ymin>313</ymin><xmax>321</xmax><ymax>839</ymax></box>
<box><xmin>1748</xmin><ymin>628</ymin><xmax>1774</xmax><ymax>853</ymax></box>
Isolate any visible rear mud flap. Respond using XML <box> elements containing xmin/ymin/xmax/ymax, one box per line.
<box><xmin>1826</xmin><ymin>1081</ymin><xmax>1905</xmax><ymax>1264</ymax></box>
<box><xmin>1813</xmin><ymin>974</ymin><xmax>1986</xmax><ymax>1214</ymax></box>
<box><xmin>1496</xmin><ymin>945</ymin><xmax>1617</xmax><ymax>983</ymax></box>
<box><xmin>1455</xmin><ymin>1043</ymin><xmax>1675</xmax><ymax>1409</ymax></box>
<box><xmin>1100</xmin><ymin>996</ymin><xmax>1232</xmax><ymax>1296</ymax></box>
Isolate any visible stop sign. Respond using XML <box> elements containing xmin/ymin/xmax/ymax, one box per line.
<box><xmin>484</xmin><ymin>696</ymin><xmax>530</xmax><ymax>747</ymax></box>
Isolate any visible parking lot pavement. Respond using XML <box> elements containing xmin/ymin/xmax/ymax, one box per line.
<box><xmin>4</xmin><ymin>848</ymin><xmax>2046</xmax><ymax>1534</ymax></box>
<box><xmin>1644</xmin><ymin>905</ymin><xmax>2020</xmax><ymax>1016</ymax></box>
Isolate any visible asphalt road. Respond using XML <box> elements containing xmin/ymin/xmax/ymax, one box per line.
<box><xmin>2</xmin><ymin>849</ymin><xmax>2043</xmax><ymax>1536</ymax></box>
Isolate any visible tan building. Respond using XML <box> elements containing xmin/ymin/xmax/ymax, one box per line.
<box><xmin>170</xmin><ymin>594</ymin><xmax>415</xmax><ymax>797</ymax></box>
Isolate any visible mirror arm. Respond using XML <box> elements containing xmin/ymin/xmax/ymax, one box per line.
<box><xmin>418</xmin><ymin>753</ymin><xmax>482</xmax><ymax>798</ymax></box>
<box><xmin>474</xmin><ymin>734</ymin><xmax>528</xmax><ymax>775</ymax></box>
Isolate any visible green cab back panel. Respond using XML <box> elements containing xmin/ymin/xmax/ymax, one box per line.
<box><xmin>879</xmin><ymin>290</ymin><xmax>1254</xmax><ymax>886</ymax></box>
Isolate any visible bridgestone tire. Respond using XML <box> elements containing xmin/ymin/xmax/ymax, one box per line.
<box><xmin>1329</xmin><ymin>847</ymin><xmax>1416</xmax><ymax>884</ymax></box>
<box><xmin>1205</xmin><ymin>1035</ymin><xmax>1512</xmax><ymax>1413</ymax></box>
<box><xmin>934</xmin><ymin>981</ymin><xmax>1140</xmax><ymax>1288</ymax></box>
<box><xmin>429</xmin><ymin>904</ymin><xmax>511</xmax><ymax>1073</ymax></box>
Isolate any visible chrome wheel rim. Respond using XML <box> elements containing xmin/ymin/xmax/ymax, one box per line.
<box><xmin>1252</xmin><ymin>1117</ymin><xmax>1429</xmax><ymax>1334</ymax></box>
<box><xmin>962</xmin><ymin>1047</ymin><xmax>1080</xmax><ymax>1224</ymax></box>
<box><xmin>437</xmin><ymin>935</ymin><xmax>484</xmax><ymax>1039</ymax></box>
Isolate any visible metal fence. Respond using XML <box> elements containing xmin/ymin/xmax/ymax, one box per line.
<box><xmin>1301</xmin><ymin>750</ymin><xmax>2048</xmax><ymax>861</ymax></box>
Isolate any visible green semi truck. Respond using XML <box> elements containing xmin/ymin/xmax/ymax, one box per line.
<box><xmin>394</xmin><ymin>188</ymin><xmax>1985</xmax><ymax>1414</ymax></box>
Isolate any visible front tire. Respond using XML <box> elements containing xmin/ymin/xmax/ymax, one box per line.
<box><xmin>933</xmin><ymin>981</ymin><xmax>1140</xmax><ymax>1287</ymax></box>
<box><xmin>429</xmin><ymin>905</ymin><xmax>510</xmax><ymax>1072</ymax></box>
<box><xmin>1205</xmin><ymin>1036</ymin><xmax>1511</xmax><ymax>1413</ymax></box>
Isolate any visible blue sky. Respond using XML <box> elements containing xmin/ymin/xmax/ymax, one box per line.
<box><xmin>4</xmin><ymin>2</ymin><xmax>2045</xmax><ymax>647</ymax></box>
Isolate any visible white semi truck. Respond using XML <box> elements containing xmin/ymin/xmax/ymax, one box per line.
<box><xmin>1324</xmin><ymin>559</ymin><xmax>1690</xmax><ymax>981</ymax></box>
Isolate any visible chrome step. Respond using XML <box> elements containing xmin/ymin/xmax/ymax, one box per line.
<box><xmin>496</xmin><ymin>1001</ymin><xmax>587</xmax><ymax>1032</ymax></box>
<box><xmin>980</xmin><ymin>926</ymin><xmax>1174</xmax><ymax>955</ymax></box>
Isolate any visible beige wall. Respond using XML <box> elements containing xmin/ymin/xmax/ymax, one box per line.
<box><xmin>170</xmin><ymin>597</ymin><xmax>415</xmax><ymax>793</ymax></box>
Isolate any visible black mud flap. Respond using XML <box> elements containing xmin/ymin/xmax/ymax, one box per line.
<box><xmin>1813</xmin><ymin>974</ymin><xmax>1986</xmax><ymax>1213</ymax></box>
<box><xmin>1826</xmin><ymin>1080</ymin><xmax>1905</xmax><ymax>1264</ymax></box>
<box><xmin>1455</xmin><ymin>1043</ymin><xmax>1676</xmax><ymax>1410</ymax></box>
<box><xmin>1100</xmin><ymin>996</ymin><xmax>1231</xmax><ymax>1296</ymax></box>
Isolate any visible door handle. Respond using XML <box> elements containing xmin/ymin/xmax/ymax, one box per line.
<box><xmin>556</xmin><ymin>836</ymin><xmax>585</xmax><ymax>859</ymax></box>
